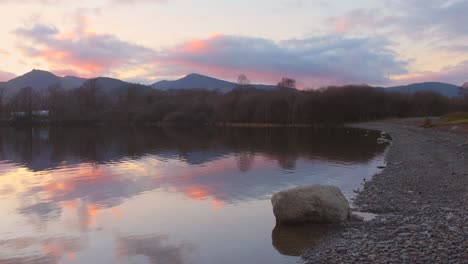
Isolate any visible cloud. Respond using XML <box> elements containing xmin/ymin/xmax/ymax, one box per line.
<box><xmin>324</xmin><ymin>0</ymin><xmax>468</xmax><ymax>86</ymax></box>
<box><xmin>326</xmin><ymin>8</ymin><xmax>394</xmax><ymax>34</ymax></box>
<box><xmin>438</xmin><ymin>43</ymin><xmax>468</xmax><ymax>55</ymax></box>
<box><xmin>328</xmin><ymin>0</ymin><xmax>468</xmax><ymax>40</ymax></box>
<box><xmin>0</xmin><ymin>70</ymin><xmax>16</xmax><ymax>82</ymax></box>
<box><xmin>393</xmin><ymin>60</ymin><xmax>468</xmax><ymax>86</ymax></box>
<box><xmin>0</xmin><ymin>237</ymin><xmax>84</xmax><ymax>264</ymax></box>
<box><xmin>117</xmin><ymin>235</ymin><xmax>196</xmax><ymax>264</ymax></box>
<box><xmin>389</xmin><ymin>0</ymin><xmax>468</xmax><ymax>39</ymax></box>
<box><xmin>14</xmin><ymin>21</ymin><xmax>407</xmax><ymax>86</ymax></box>
<box><xmin>0</xmin><ymin>0</ymin><xmax>166</xmax><ymax>4</ymax></box>
<box><xmin>159</xmin><ymin>34</ymin><xmax>407</xmax><ymax>87</ymax></box>
<box><xmin>0</xmin><ymin>0</ymin><xmax>61</xmax><ymax>3</ymax></box>
<box><xmin>15</xmin><ymin>24</ymin><xmax>59</xmax><ymax>41</ymax></box>
<box><xmin>14</xmin><ymin>22</ymin><xmax>157</xmax><ymax>77</ymax></box>
<box><xmin>13</xmin><ymin>15</ymin><xmax>407</xmax><ymax>87</ymax></box>
<box><xmin>111</xmin><ymin>0</ymin><xmax>167</xmax><ymax>3</ymax></box>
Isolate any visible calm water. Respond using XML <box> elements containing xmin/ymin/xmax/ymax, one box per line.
<box><xmin>0</xmin><ymin>127</ymin><xmax>387</xmax><ymax>264</ymax></box>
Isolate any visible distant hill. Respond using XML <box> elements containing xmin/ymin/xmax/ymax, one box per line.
<box><xmin>62</xmin><ymin>75</ymin><xmax>87</xmax><ymax>89</ymax></box>
<box><xmin>0</xmin><ymin>70</ymin><xmax>152</xmax><ymax>99</ymax></box>
<box><xmin>92</xmin><ymin>77</ymin><xmax>154</xmax><ymax>100</ymax></box>
<box><xmin>93</xmin><ymin>77</ymin><xmax>131</xmax><ymax>94</ymax></box>
<box><xmin>384</xmin><ymin>82</ymin><xmax>465</xmax><ymax>97</ymax></box>
<box><xmin>4</xmin><ymin>70</ymin><xmax>465</xmax><ymax>99</ymax></box>
<box><xmin>152</xmin><ymin>73</ymin><xmax>277</xmax><ymax>91</ymax></box>
<box><xmin>153</xmin><ymin>73</ymin><xmax>236</xmax><ymax>91</ymax></box>
<box><xmin>2</xmin><ymin>70</ymin><xmax>86</xmax><ymax>98</ymax></box>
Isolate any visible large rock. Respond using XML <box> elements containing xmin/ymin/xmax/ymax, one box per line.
<box><xmin>271</xmin><ymin>185</ymin><xmax>350</xmax><ymax>224</ymax></box>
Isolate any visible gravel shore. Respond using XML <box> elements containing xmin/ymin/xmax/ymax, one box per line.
<box><xmin>303</xmin><ymin>122</ymin><xmax>468</xmax><ymax>264</ymax></box>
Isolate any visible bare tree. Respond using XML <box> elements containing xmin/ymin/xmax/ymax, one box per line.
<box><xmin>236</xmin><ymin>152</ymin><xmax>255</xmax><ymax>172</ymax></box>
<box><xmin>17</xmin><ymin>86</ymin><xmax>34</xmax><ymax>118</ymax></box>
<box><xmin>461</xmin><ymin>83</ymin><xmax>468</xmax><ymax>111</ymax></box>
<box><xmin>278</xmin><ymin>77</ymin><xmax>296</xmax><ymax>90</ymax></box>
<box><xmin>237</xmin><ymin>74</ymin><xmax>251</xmax><ymax>89</ymax></box>
<box><xmin>77</xmin><ymin>78</ymin><xmax>106</xmax><ymax>121</ymax></box>
<box><xmin>48</xmin><ymin>83</ymin><xmax>66</xmax><ymax>121</ymax></box>
<box><xmin>0</xmin><ymin>86</ymin><xmax>4</xmax><ymax>118</ymax></box>
<box><xmin>460</xmin><ymin>82</ymin><xmax>468</xmax><ymax>97</ymax></box>
<box><xmin>277</xmin><ymin>77</ymin><xmax>298</xmax><ymax>124</ymax></box>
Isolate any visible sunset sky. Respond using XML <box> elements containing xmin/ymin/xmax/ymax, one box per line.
<box><xmin>0</xmin><ymin>0</ymin><xmax>467</xmax><ymax>87</ymax></box>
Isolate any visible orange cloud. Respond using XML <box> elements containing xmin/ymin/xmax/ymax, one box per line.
<box><xmin>185</xmin><ymin>186</ymin><xmax>208</xmax><ymax>200</ymax></box>
<box><xmin>182</xmin><ymin>39</ymin><xmax>209</xmax><ymax>53</ymax></box>
<box><xmin>43</xmin><ymin>166</ymin><xmax>107</xmax><ymax>198</ymax></box>
<box><xmin>211</xmin><ymin>199</ymin><xmax>223</xmax><ymax>210</ymax></box>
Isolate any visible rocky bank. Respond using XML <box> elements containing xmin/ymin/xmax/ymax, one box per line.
<box><xmin>303</xmin><ymin>122</ymin><xmax>468</xmax><ymax>264</ymax></box>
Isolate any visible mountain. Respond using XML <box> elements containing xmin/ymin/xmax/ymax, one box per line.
<box><xmin>0</xmin><ymin>70</ymin><xmax>154</xmax><ymax>100</ymax></box>
<box><xmin>8</xmin><ymin>70</ymin><xmax>464</xmax><ymax>99</ymax></box>
<box><xmin>62</xmin><ymin>75</ymin><xmax>87</xmax><ymax>89</ymax></box>
<box><xmin>384</xmin><ymin>82</ymin><xmax>464</xmax><ymax>97</ymax></box>
<box><xmin>1</xmin><ymin>70</ymin><xmax>279</xmax><ymax>100</ymax></box>
<box><xmin>2</xmin><ymin>70</ymin><xmax>87</xmax><ymax>98</ymax></box>
<box><xmin>152</xmin><ymin>73</ymin><xmax>277</xmax><ymax>91</ymax></box>
<box><xmin>93</xmin><ymin>77</ymin><xmax>132</xmax><ymax>94</ymax></box>
<box><xmin>91</xmin><ymin>77</ymin><xmax>154</xmax><ymax>99</ymax></box>
<box><xmin>152</xmin><ymin>73</ymin><xmax>236</xmax><ymax>91</ymax></box>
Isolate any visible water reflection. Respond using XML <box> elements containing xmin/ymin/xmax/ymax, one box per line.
<box><xmin>0</xmin><ymin>127</ymin><xmax>384</xmax><ymax>171</ymax></box>
<box><xmin>0</xmin><ymin>126</ymin><xmax>386</xmax><ymax>264</ymax></box>
<box><xmin>272</xmin><ymin>224</ymin><xmax>336</xmax><ymax>256</ymax></box>
<box><xmin>116</xmin><ymin>235</ymin><xmax>197</xmax><ymax>264</ymax></box>
<box><xmin>0</xmin><ymin>237</ymin><xmax>84</xmax><ymax>264</ymax></box>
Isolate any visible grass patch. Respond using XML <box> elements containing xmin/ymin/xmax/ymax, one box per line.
<box><xmin>441</xmin><ymin>112</ymin><xmax>468</xmax><ymax>125</ymax></box>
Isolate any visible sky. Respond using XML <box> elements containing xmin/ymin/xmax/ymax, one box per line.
<box><xmin>0</xmin><ymin>0</ymin><xmax>467</xmax><ymax>88</ymax></box>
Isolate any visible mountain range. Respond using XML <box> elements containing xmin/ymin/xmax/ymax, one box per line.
<box><xmin>383</xmin><ymin>82</ymin><xmax>464</xmax><ymax>97</ymax></box>
<box><xmin>0</xmin><ymin>70</ymin><xmax>85</xmax><ymax>97</ymax></box>
<box><xmin>0</xmin><ymin>69</ymin><xmax>465</xmax><ymax>98</ymax></box>
<box><xmin>0</xmin><ymin>69</ymin><xmax>136</xmax><ymax>98</ymax></box>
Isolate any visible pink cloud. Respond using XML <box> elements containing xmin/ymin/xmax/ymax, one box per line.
<box><xmin>159</xmin><ymin>34</ymin><xmax>407</xmax><ymax>87</ymax></box>
<box><xmin>13</xmin><ymin>13</ymin><xmax>407</xmax><ymax>87</ymax></box>
<box><xmin>14</xmin><ymin>22</ymin><xmax>406</xmax><ymax>86</ymax></box>
<box><xmin>14</xmin><ymin>22</ymin><xmax>156</xmax><ymax>78</ymax></box>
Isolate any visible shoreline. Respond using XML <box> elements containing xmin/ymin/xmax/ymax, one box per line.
<box><xmin>304</xmin><ymin>121</ymin><xmax>468</xmax><ymax>263</ymax></box>
<box><xmin>0</xmin><ymin>121</ymin><xmax>335</xmax><ymax>128</ymax></box>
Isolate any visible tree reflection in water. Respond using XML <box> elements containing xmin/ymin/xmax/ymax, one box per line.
<box><xmin>0</xmin><ymin>126</ymin><xmax>387</xmax><ymax>264</ymax></box>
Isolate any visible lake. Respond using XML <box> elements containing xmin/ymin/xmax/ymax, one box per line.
<box><xmin>0</xmin><ymin>126</ymin><xmax>387</xmax><ymax>264</ymax></box>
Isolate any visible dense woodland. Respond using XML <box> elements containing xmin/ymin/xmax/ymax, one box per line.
<box><xmin>1</xmin><ymin>76</ymin><xmax>467</xmax><ymax>126</ymax></box>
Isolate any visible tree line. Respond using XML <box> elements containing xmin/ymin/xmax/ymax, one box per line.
<box><xmin>0</xmin><ymin>75</ymin><xmax>467</xmax><ymax>126</ymax></box>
